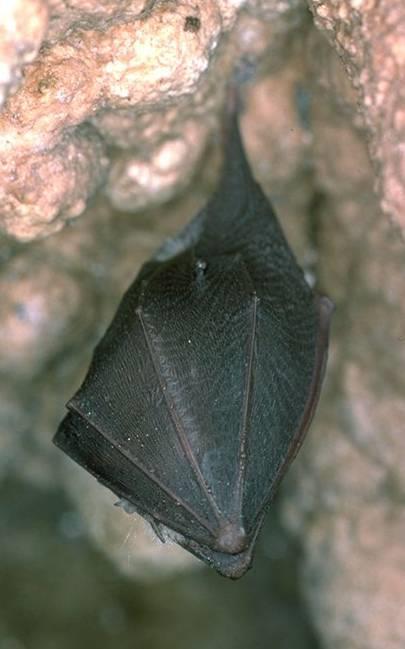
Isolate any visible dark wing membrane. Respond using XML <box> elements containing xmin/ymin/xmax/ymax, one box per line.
<box><xmin>66</xmin><ymin>274</ymin><xmax>220</xmax><ymax>545</ymax></box>
<box><xmin>55</xmin><ymin>412</ymin><xmax>214</xmax><ymax>542</ymax></box>
<box><xmin>137</xmin><ymin>249</ymin><xmax>258</xmax><ymax>522</ymax></box>
<box><xmin>195</xmin><ymin>171</ymin><xmax>331</xmax><ymax>536</ymax></box>
<box><xmin>65</xmin><ymin>248</ymin><xmax>258</xmax><ymax>547</ymax></box>
<box><xmin>241</xmin><ymin>292</ymin><xmax>329</xmax><ymax>535</ymax></box>
<box><xmin>176</xmin><ymin>527</ymin><xmax>259</xmax><ymax>579</ymax></box>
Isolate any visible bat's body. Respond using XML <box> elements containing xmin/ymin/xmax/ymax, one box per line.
<box><xmin>54</xmin><ymin>108</ymin><xmax>333</xmax><ymax>578</ymax></box>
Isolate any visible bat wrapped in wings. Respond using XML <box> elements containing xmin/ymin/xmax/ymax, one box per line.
<box><xmin>54</xmin><ymin>101</ymin><xmax>333</xmax><ymax>578</ymax></box>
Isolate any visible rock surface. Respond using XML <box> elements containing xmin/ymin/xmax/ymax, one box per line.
<box><xmin>0</xmin><ymin>0</ymin><xmax>243</xmax><ymax>240</ymax></box>
<box><xmin>282</xmin><ymin>24</ymin><xmax>405</xmax><ymax>649</ymax></box>
<box><xmin>0</xmin><ymin>0</ymin><xmax>49</xmax><ymax>107</ymax></box>
<box><xmin>308</xmin><ymin>0</ymin><xmax>405</xmax><ymax>235</ymax></box>
<box><xmin>0</xmin><ymin>1</ymin><xmax>404</xmax><ymax>647</ymax></box>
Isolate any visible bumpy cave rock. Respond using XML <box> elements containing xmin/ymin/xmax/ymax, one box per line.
<box><xmin>0</xmin><ymin>2</ymin><xmax>404</xmax><ymax>648</ymax></box>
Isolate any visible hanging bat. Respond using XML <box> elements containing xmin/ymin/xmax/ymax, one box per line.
<box><xmin>54</xmin><ymin>100</ymin><xmax>333</xmax><ymax>579</ymax></box>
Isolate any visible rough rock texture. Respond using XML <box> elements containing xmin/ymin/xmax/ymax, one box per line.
<box><xmin>307</xmin><ymin>0</ymin><xmax>405</xmax><ymax>235</ymax></box>
<box><xmin>0</xmin><ymin>0</ymin><xmax>49</xmax><ymax>106</ymax></box>
<box><xmin>0</xmin><ymin>1</ymin><xmax>404</xmax><ymax>647</ymax></box>
<box><xmin>0</xmin><ymin>0</ymin><xmax>244</xmax><ymax>240</ymax></box>
<box><xmin>282</xmin><ymin>26</ymin><xmax>405</xmax><ymax>649</ymax></box>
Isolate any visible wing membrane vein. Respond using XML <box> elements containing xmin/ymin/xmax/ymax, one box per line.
<box><xmin>136</xmin><ymin>307</ymin><xmax>223</xmax><ymax>522</ymax></box>
<box><xmin>234</xmin><ymin>293</ymin><xmax>258</xmax><ymax>516</ymax></box>
<box><xmin>254</xmin><ymin>297</ymin><xmax>331</xmax><ymax>520</ymax></box>
<box><xmin>68</xmin><ymin>404</ymin><xmax>217</xmax><ymax>536</ymax></box>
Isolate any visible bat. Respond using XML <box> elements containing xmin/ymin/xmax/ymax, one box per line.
<box><xmin>54</xmin><ymin>101</ymin><xmax>333</xmax><ymax>578</ymax></box>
